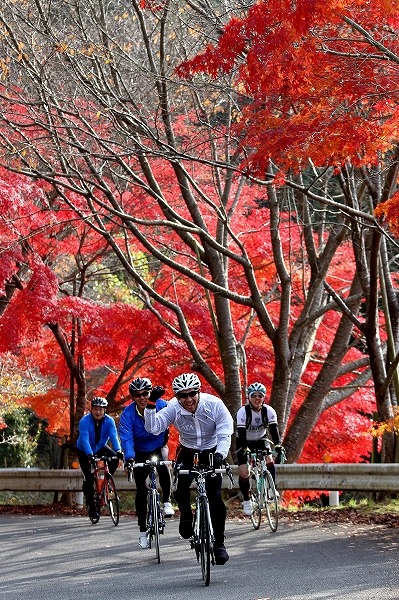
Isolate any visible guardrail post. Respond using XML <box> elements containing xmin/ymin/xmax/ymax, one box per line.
<box><xmin>75</xmin><ymin>491</ymin><xmax>84</xmax><ymax>508</ymax></box>
<box><xmin>329</xmin><ymin>491</ymin><xmax>339</xmax><ymax>506</ymax></box>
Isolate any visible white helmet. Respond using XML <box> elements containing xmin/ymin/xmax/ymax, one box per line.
<box><xmin>247</xmin><ymin>382</ymin><xmax>266</xmax><ymax>397</ymax></box>
<box><xmin>172</xmin><ymin>372</ymin><xmax>201</xmax><ymax>394</ymax></box>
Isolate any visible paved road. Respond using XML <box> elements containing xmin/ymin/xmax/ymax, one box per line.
<box><xmin>0</xmin><ymin>513</ymin><xmax>397</xmax><ymax>600</ymax></box>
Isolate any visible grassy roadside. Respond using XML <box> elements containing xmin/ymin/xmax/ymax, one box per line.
<box><xmin>0</xmin><ymin>491</ymin><xmax>398</xmax><ymax>526</ymax></box>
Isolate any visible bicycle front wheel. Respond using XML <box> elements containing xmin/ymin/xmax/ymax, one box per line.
<box><xmin>105</xmin><ymin>473</ymin><xmax>120</xmax><ymax>526</ymax></box>
<box><xmin>264</xmin><ymin>470</ymin><xmax>279</xmax><ymax>532</ymax></box>
<box><xmin>199</xmin><ymin>496</ymin><xmax>211</xmax><ymax>586</ymax></box>
<box><xmin>250</xmin><ymin>477</ymin><xmax>262</xmax><ymax>530</ymax></box>
<box><xmin>151</xmin><ymin>490</ymin><xmax>161</xmax><ymax>563</ymax></box>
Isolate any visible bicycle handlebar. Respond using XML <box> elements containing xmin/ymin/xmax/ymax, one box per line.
<box><xmin>133</xmin><ymin>460</ymin><xmax>174</xmax><ymax>468</ymax></box>
<box><xmin>90</xmin><ymin>455</ymin><xmax>119</xmax><ymax>473</ymax></box>
<box><xmin>126</xmin><ymin>459</ymin><xmax>174</xmax><ymax>481</ymax></box>
<box><xmin>94</xmin><ymin>455</ymin><xmax>118</xmax><ymax>462</ymax></box>
<box><xmin>177</xmin><ymin>467</ymin><xmax>226</xmax><ymax>475</ymax></box>
<box><xmin>174</xmin><ymin>463</ymin><xmax>234</xmax><ymax>487</ymax></box>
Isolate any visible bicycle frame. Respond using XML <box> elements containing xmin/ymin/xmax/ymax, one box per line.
<box><xmin>247</xmin><ymin>448</ymin><xmax>278</xmax><ymax>532</ymax></box>
<box><xmin>90</xmin><ymin>456</ymin><xmax>120</xmax><ymax>526</ymax></box>
<box><xmin>133</xmin><ymin>459</ymin><xmax>173</xmax><ymax>563</ymax></box>
<box><xmin>177</xmin><ymin>457</ymin><xmax>233</xmax><ymax>586</ymax></box>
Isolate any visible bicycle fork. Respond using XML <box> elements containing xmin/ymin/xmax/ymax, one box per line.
<box><xmin>148</xmin><ymin>489</ymin><xmax>165</xmax><ymax>534</ymax></box>
<box><xmin>193</xmin><ymin>494</ymin><xmax>215</xmax><ymax>557</ymax></box>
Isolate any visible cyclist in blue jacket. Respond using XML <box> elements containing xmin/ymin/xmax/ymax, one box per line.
<box><xmin>119</xmin><ymin>377</ymin><xmax>174</xmax><ymax>549</ymax></box>
<box><xmin>76</xmin><ymin>396</ymin><xmax>123</xmax><ymax>520</ymax></box>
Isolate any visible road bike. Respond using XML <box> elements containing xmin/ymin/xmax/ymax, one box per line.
<box><xmin>131</xmin><ymin>459</ymin><xmax>173</xmax><ymax>563</ymax></box>
<box><xmin>90</xmin><ymin>455</ymin><xmax>120</xmax><ymax>526</ymax></box>
<box><xmin>175</xmin><ymin>455</ymin><xmax>233</xmax><ymax>586</ymax></box>
<box><xmin>247</xmin><ymin>441</ymin><xmax>285</xmax><ymax>532</ymax></box>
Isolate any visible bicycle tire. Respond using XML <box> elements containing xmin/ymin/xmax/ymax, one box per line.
<box><xmin>105</xmin><ymin>473</ymin><xmax>120</xmax><ymax>526</ymax></box>
<box><xmin>199</xmin><ymin>496</ymin><xmax>211</xmax><ymax>586</ymax></box>
<box><xmin>249</xmin><ymin>477</ymin><xmax>262</xmax><ymax>530</ymax></box>
<box><xmin>264</xmin><ymin>470</ymin><xmax>279</xmax><ymax>532</ymax></box>
<box><xmin>152</xmin><ymin>489</ymin><xmax>161</xmax><ymax>563</ymax></box>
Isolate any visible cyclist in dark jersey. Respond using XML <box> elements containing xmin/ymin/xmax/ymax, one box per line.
<box><xmin>236</xmin><ymin>382</ymin><xmax>284</xmax><ymax>515</ymax></box>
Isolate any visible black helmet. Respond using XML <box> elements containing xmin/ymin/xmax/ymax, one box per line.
<box><xmin>129</xmin><ymin>377</ymin><xmax>152</xmax><ymax>395</ymax></box>
<box><xmin>91</xmin><ymin>396</ymin><xmax>108</xmax><ymax>408</ymax></box>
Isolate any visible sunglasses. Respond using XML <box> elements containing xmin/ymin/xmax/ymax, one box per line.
<box><xmin>177</xmin><ymin>391</ymin><xmax>198</xmax><ymax>399</ymax></box>
<box><xmin>133</xmin><ymin>391</ymin><xmax>150</xmax><ymax>398</ymax></box>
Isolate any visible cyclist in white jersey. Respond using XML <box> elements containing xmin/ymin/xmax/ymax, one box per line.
<box><xmin>236</xmin><ymin>382</ymin><xmax>284</xmax><ymax>515</ymax></box>
<box><xmin>144</xmin><ymin>372</ymin><xmax>233</xmax><ymax>565</ymax></box>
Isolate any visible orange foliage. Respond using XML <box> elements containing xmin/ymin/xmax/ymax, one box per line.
<box><xmin>178</xmin><ymin>0</ymin><xmax>399</xmax><ymax>174</ymax></box>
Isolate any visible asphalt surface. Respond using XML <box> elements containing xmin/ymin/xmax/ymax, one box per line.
<box><xmin>0</xmin><ymin>513</ymin><xmax>398</xmax><ymax>599</ymax></box>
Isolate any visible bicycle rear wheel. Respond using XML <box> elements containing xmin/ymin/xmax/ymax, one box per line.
<box><xmin>264</xmin><ymin>470</ymin><xmax>279</xmax><ymax>532</ymax></box>
<box><xmin>105</xmin><ymin>473</ymin><xmax>120</xmax><ymax>526</ymax></box>
<box><xmin>249</xmin><ymin>478</ymin><xmax>262</xmax><ymax>530</ymax></box>
<box><xmin>199</xmin><ymin>496</ymin><xmax>211</xmax><ymax>586</ymax></box>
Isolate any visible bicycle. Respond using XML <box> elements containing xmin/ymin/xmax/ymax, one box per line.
<box><xmin>89</xmin><ymin>455</ymin><xmax>120</xmax><ymax>526</ymax></box>
<box><xmin>174</xmin><ymin>455</ymin><xmax>234</xmax><ymax>586</ymax></box>
<box><xmin>131</xmin><ymin>459</ymin><xmax>173</xmax><ymax>563</ymax></box>
<box><xmin>247</xmin><ymin>441</ymin><xmax>285</xmax><ymax>532</ymax></box>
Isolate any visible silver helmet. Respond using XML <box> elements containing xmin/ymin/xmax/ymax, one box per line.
<box><xmin>172</xmin><ymin>372</ymin><xmax>201</xmax><ymax>394</ymax></box>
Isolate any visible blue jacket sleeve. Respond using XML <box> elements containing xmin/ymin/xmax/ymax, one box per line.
<box><xmin>119</xmin><ymin>406</ymin><xmax>135</xmax><ymax>460</ymax></box>
<box><xmin>106</xmin><ymin>417</ymin><xmax>122</xmax><ymax>452</ymax></box>
<box><xmin>77</xmin><ymin>415</ymin><xmax>94</xmax><ymax>456</ymax></box>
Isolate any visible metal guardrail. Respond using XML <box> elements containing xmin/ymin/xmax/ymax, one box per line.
<box><xmin>0</xmin><ymin>463</ymin><xmax>398</xmax><ymax>493</ymax></box>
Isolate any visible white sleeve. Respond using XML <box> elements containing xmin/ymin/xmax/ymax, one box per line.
<box><xmin>267</xmin><ymin>405</ymin><xmax>278</xmax><ymax>426</ymax></box>
<box><xmin>236</xmin><ymin>406</ymin><xmax>246</xmax><ymax>428</ymax></box>
<box><xmin>215</xmin><ymin>402</ymin><xmax>234</xmax><ymax>459</ymax></box>
<box><xmin>144</xmin><ymin>404</ymin><xmax>174</xmax><ymax>435</ymax></box>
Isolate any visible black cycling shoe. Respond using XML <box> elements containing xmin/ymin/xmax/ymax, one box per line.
<box><xmin>179</xmin><ymin>518</ymin><xmax>194</xmax><ymax>539</ymax></box>
<box><xmin>89</xmin><ymin>510</ymin><xmax>100</xmax><ymax>523</ymax></box>
<box><xmin>213</xmin><ymin>544</ymin><xmax>229</xmax><ymax>565</ymax></box>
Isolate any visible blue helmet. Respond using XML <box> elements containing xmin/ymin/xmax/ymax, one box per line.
<box><xmin>247</xmin><ymin>382</ymin><xmax>266</xmax><ymax>397</ymax></box>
